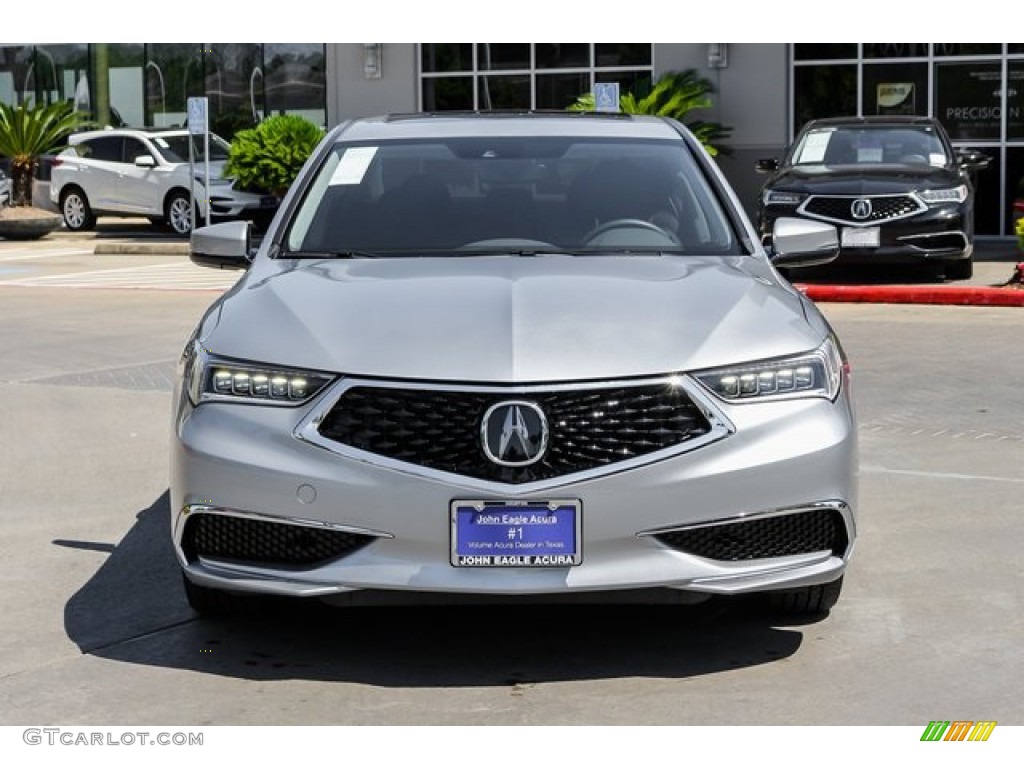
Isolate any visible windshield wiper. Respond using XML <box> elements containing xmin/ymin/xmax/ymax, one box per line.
<box><xmin>278</xmin><ymin>249</ymin><xmax>382</xmax><ymax>259</ymax></box>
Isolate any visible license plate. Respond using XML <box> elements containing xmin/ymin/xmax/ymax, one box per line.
<box><xmin>841</xmin><ymin>226</ymin><xmax>880</xmax><ymax>247</ymax></box>
<box><xmin>451</xmin><ymin>500</ymin><xmax>582</xmax><ymax>567</ymax></box>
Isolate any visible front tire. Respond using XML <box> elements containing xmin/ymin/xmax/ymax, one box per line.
<box><xmin>165</xmin><ymin>191</ymin><xmax>194</xmax><ymax>236</ymax></box>
<box><xmin>60</xmin><ymin>187</ymin><xmax>95</xmax><ymax>231</ymax></box>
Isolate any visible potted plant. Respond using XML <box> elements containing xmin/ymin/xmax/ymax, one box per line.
<box><xmin>0</xmin><ymin>101</ymin><xmax>89</xmax><ymax>240</ymax></box>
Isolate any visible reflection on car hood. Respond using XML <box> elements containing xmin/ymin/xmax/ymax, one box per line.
<box><xmin>769</xmin><ymin>164</ymin><xmax>961</xmax><ymax>195</ymax></box>
<box><xmin>203</xmin><ymin>255</ymin><xmax>821</xmax><ymax>382</ymax></box>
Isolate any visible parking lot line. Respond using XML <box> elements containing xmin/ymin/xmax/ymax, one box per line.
<box><xmin>0</xmin><ymin>260</ymin><xmax>239</xmax><ymax>291</ymax></box>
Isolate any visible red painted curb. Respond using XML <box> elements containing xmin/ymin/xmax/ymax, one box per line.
<box><xmin>795</xmin><ymin>284</ymin><xmax>1024</xmax><ymax>307</ymax></box>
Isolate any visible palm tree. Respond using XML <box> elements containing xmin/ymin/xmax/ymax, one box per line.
<box><xmin>0</xmin><ymin>101</ymin><xmax>90</xmax><ymax>207</ymax></box>
<box><xmin>569</xmin><ymin>70</ymin><xmax>732</xmax><ymax>156</ymax></box>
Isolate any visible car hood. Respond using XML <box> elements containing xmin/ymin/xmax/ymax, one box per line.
<box><xmin>769</xmin><ymin>164</ymin><xmax>961</xmax><ymax>195</ymax></box>
<box><xmin>201</xmin><ymin>255</ymin><xmax>822</xmax><ymax>383</ymax></box>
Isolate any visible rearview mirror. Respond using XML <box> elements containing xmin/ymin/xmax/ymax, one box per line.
<box><xmin>770</xmin><ymin>217</ymin><xmax>839</xmax><ymax>269</ymax></box>
<box><xmin>134</xmin><ymin>155</ymin><xmax>156</xmax><ymax>168</ymax></box>
<box><xmin>755</xmin><ymin>158</ymin><xmax>780</xmax><ymax>174</ymax></box>
<box><xmin>191</xmin><ymin>221</ymin><xmax>252</xmax><ymax>270</ymax></box>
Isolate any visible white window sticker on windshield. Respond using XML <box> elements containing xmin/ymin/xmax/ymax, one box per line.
<box><xmin>858</xmin><ymin>148</ymin><xmax>883</xmax><ymax>163</ymax></box>
<box><xmin>329</xmin><ymin>146</ymin><xmax>377</xmax><ymax>185</ymax></box>
<box><xmin>800</xmin><ymin>131</ymin><xmax>831</xmax><ymax>163</ymax></box>
<box><xmin>154</xmin><ymin>138</ymin><xmax>169</xmax><ymax>148</ymax></box>
<box><xmin>929</xmin><ymin>153</ymin><xmax>946</xmax><ymax>166</ymax></box>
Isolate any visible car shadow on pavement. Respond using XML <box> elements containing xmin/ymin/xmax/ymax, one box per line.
<box><xmin>64</xmin><ymin>492</ymin><xmax>809</xmax><ymax>687</ymax></box>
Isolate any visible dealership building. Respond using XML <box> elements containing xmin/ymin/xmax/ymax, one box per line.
<box><xmin>2</xmin><ymin>43</ymin><xmax>1022</xmax><ymax>238</ymax></box>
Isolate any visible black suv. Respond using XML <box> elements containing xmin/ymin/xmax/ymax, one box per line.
<box><xmin>755</xmin><ymin>116</ymin><xmax>989</xmax><ymax>280</ymax></box>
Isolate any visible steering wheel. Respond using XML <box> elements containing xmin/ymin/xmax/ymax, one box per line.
<box><xmin>584</xmin><ymin>218</ymin><xmax>681</xmax><ymax>246</ymax></box>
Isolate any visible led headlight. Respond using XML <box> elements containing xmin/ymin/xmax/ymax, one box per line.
<box><xmin>694</xmin><ymin>337</ymin><xmax>844</xmax><ymax>403</ymax></box>
<box><xmin>919</xmin><ymin>185</ymin><xmax>967</xmax><ymax>205</ymax></box>
<box><xmin>184</xmin><ymin>343</ymin><xmax>334</xmax><ymax>406</ymax></box>
<box><xmin>763</xmin><ymin>190</ymin><xmax>807</xmax><ymax>206</ymax></box>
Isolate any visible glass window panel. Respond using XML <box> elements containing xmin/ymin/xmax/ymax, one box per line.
<box><xmin>594</xmin><ymin>44</ymin><xmax>651</xmax><ymax>67</ymax></box>
<box><xmin>477</xmin><ymin>44</ymin><xmax>529</xmax><ymax>71</ymax></box>
<box><xmin>145</xmin><ymin>43</ymin><xmax>203</xmax><ymax>128</ymax></box>
<box><xmin>422</xmin><ymin>77</ymin><xmax>473</xmax><ymax>111</ymax></box>
<box><xmin>536</xmin><ymin>44</ymin><xmax>589</xmax><ymax>69</ymax></box>
<box><xmin>934</xmin><ymin>44</ymin><xmax>1001</xmax><ymax>57</ymax></box>
<box><xmin>862</xmin><ymin>62</ymin><xmax>927</xmax><ymax>116</ymax></box>
<box><xmin>34</xmin><ymin>45</ymin><xmax>89</xmax><ymax>108</ymax></box>
<box><xmin>935</xmin><ymin>61</ymin><xmax>1001</xmax><ymax>140</ymax></box>
<box><xmin>0</xmin><ymin>45</ymin><xmax>36</xmax><ymax>105</ymax></box>
<box><xmin>1009</xmin><ymin>61</ymin><xmax>1024</xmax><ymax>140</ymax></box>
<box><xmin>421</xmin><ymin>44</ymin><xmax>473</xmax><ymax>73</ymax></box>
<box><xmin>92</xmin><ymin>44</ymin><xmax>144</xmax><ymax>127</ymax></box>
<box><xmin>122</xmin><ymin>137</ymin><xmax>151</xmax><ymax>163</ymax></box>
<box><xmin>1010</xmin><ymin>45</ymin><xmax>1024</xmax><ymax>54</ymax></box>
<box><xmin>863</xmin><ymin>44</ymin><xmax>928</xmax><ymax>59</ymax></box>
<box><xmin>793</xmin><ymin>44</ymin><xmax>857</xmax><ymax>61</ymax></box>
<box><xmin>1007</xmin><ymin>147</ymin><xmax>1024</xmax><ymax>234</ymax></box>
<box><xmin>205</xmin><ymin>43</ymin><xmax>262</xmax><ymax>139</ymax></box>
<box><xmin>536</xmin><ymin>72</ymin><xmax>590</xmax><ymax>110</ymax></box>
<box><xmin>793</xmin><ymin>65</ymin><xmax>856</xmax><ymax>129</ymax></box>
<box><xmin>80</xmin><ymin>136</ymin><xmax>123</xmax><ymax>162</ymax></box>
<box><xmin>477</xmin><ymin>74</ymin><xmax>530</xmax><ymax>110</ymax></box>
<box><xmin>264</xmin><ymin>43</ymin><xmax>325</xmax><ymax>127</ymax></box>
<box><xmin>969</xmin><ymin>145</ymin><xmax>1000</xmax><ymax>235</ymax></box>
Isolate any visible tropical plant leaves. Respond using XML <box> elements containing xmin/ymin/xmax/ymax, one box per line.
<box><xmin>0</xmin><ymin>101</ymin><xmax>91</xmax><ymax>205</ymax></box>
<box><xmin>568</xmin><ymin>70</ymin><xmax>732</xmax><ymax>157</ymax></box>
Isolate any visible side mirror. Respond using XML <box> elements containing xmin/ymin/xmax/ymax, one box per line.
<box><xmin>755</xmin><ymin>158</ymin><xmax>780</xmax><ymax>174</ymax></box>
<box><xmin>956</xmin><ymin>149</ymin><xmax>991</xmax><ymax>172</ymax></box>
<box><xmin>770</xmin><ymin>217</ymin><xmax>839</xmax><ymax>269</ymax></box>
<box><xmin>134</xmin><ymin>155</ymin><xmax>156</xmax><ymax>168</ymax></box>
<box><xmin>191</xmin><ymin>221</ymin><xmax>252</xmax><ymax>270</ymax></box>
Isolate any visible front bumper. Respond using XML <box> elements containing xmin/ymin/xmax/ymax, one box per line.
<box><xmin>171</xmin><ymin>377</ymin><xmax>858</xmax><ymax>600</ymax></box>
<box><xmin>761</xmin><ymin>203</ymin><xmax>972</xmax><ymax>264</ymax></box>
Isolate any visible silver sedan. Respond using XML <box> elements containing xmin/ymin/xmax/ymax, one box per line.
<box><xmin>173</xmin><ymin>113</ymin><xmax>856</xmax><ymax>617</ymax></box>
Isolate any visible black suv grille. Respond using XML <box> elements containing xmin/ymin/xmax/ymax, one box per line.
<box><xmin>181</xmin><ymin>513</ymin><xmax>374</xmax><ymax>568</ymax></box>
<box><xmin>318</xmin><ymin>383</ymin><xmax>712</xmax><ymax>484</ymax></box>
<box><xmin>803</xmin><ymin>195</ymin><xmax>922</xmax><ymax>224</ymax></box>
<box><xmin>653</xmin><ymin>508</ymin><xmax>848</xmax><ymax>561</ymax></box>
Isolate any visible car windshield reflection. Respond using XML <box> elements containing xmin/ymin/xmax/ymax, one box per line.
<box><xmin>790</xmin><ymin>126</ymin><xmax>949</xmax><ymax>167</ymax></box>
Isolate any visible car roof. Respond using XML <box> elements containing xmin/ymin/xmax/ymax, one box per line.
<box><xmin>803</xmin><ymin>115</ymin><xmax>941</xmax><ymax>130</ymax></box>
<box><xmin>69</xmin><ymin>127</ymin><xmax>191</xmax><ymax>143</ymax></box>
<box><xmin>330</xmin><ymin>112</ymin><xmax>686</xmax><ymax>143</ymax></box>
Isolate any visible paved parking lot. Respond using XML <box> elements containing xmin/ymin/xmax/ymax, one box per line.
<box><xmin>0</xmin><ymin>243</ymin><xmax>1021</xmax><ymax>726</ymax></box>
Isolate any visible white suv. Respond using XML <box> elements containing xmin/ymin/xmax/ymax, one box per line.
<box><xmin>50</xmin><ymin>128</ymin><xmax>279</xmax><ymax>235</ymax></box>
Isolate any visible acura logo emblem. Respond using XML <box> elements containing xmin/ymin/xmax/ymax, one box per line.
<box><xmin>851</xmin><ymin>198</ymin><xmax>873</xmax><ymax>220</ymax></box>
<box><xmin>480</xmin><ymin>401</ymin><xmax>548</xmax><ymax>467</ymax></box>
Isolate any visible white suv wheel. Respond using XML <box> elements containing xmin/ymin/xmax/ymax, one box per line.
<box><xmin>166</xmin><ymin>193</ymin><xmax>193</xmax><ymax>235</ymax></box>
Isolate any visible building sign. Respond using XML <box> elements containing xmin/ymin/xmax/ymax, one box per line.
<box><xmin>876</xmin><ymin>83</ymin><xmax>915</xmax><ymax>115</ymax></box>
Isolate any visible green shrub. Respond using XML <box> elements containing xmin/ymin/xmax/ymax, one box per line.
<box><xmin>223</xmin><ymin>114</ymin><xmax>324</xmax><ymax>196</ymax></box>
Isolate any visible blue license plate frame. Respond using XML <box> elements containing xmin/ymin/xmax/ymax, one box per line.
<box><xmin>450</xmin><ymin>500</ymin><xmax>582</xmax><ymax>567</ymax></box>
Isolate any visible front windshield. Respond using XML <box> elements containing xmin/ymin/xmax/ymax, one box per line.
<box><xmin>284</xmin><ymin>136</ymin><xmax>740</xmax><ymax>256</ymax></box>
<box><xmin>790</xmin><ymin>126</ymin><xmax>949</xmax><ymax>167</ymax></box>
<box><xmin>151</xmin><ymin>134</ymin><xmax>231</xmax><ymax>164</ymax></box>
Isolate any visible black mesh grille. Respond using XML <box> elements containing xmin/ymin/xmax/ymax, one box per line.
<box><xmin>318</xmin><ymin>383</ymin><xmax>712</xmax><ymax>484</ymax></box>
<box><xmin>181</xmin><ymin>513</ymin><xmax>374</xmax><ymax>568</ymax></box>
<box><xmin>653</xmin><ymin>508</ymin><xmax>848</xmax><ymax>561</ymax></box>
<box><xmin>803</xmin><ymin>195</ymin><xmax>922</xmax><ymax>224</ymax></box>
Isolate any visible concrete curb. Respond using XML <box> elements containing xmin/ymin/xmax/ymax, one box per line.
<box><xmin>93</xmin><ymin>242</ymin><xmax>190</xmax><ymax>256</ymax></box>
<box><xmin>796</xmin><ymin>283</ymin><xmax>1024</xmax><ymax>307</ymax></box>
